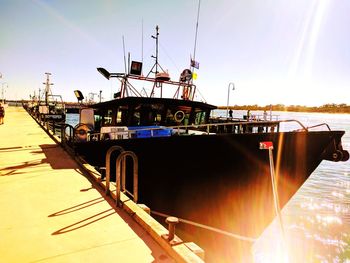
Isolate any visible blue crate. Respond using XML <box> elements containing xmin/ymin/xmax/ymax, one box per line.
<box><xmin>136</xmin><ymin>129</ymin><xmax>152</xmax><ymax>138</ymax></box>
<box><xmin>128</xmin><ymin>126</ymin><xmax>172</xmax><ymax>138</ymax></box>
<box><xmin>152</xmin><ymin>128</ymin><xmax>172</xmax><ymax>137</ymax></box>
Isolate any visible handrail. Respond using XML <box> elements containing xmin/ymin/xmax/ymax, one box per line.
<box><xmin>168</xmin><ymin>119</ymin><xmax>307</xmax><ymax>134</ymax></box>
<box><xmin>307</xmin><ymin>123</ymin><xmax>331</xmax><ymax>131</ymax></box>
<box><xmin>211</xmin><ymin>114</ymin><xmax>280</xmax><ymax>121</ymax></box>
<box><xmin>276</xmin><ymin>119</ymin><xmax>308</xmax><ymax>131</ymax></box>
<box><xmin>47</xmin><ymin>119</ymin><xmax>63</xmax><ymax>135</ymax></box>
<box><xmin>116</xmin><ymin>151</ymin><xmax>139</xmax><ymax>206</ymax></box>
<box><xmin>155</xmin><ymin>119</ymin><xmax>307</xmax><ymax>133</ymax></box>
<box><xmin>105</xmin><ymin>146</ymin><xmax>125</xmax><ymax>195</ymax></box>
<box><xmin>81</xmin><ymin>118</ymin><xmax>312</xmax><ymax>142</ymax></box>
<box><xmin>61</xmin><ymin>123</ymin><xmax>75</xmax><ymax>144</ymax></box>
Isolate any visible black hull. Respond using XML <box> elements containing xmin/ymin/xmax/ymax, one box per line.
<box><xmin>75</xmin><ymin>130</ymin><xmax>345</xmax><ymax>261</ymax></box>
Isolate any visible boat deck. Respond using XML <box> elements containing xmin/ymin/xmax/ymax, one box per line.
<box><xmin>0</xmin><ymin>106</ymin><xmax>175</xmax><ymax>262</ymax></box>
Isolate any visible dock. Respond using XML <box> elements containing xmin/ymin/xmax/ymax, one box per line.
<box><xmin>0</xmin><ymin>106</ymin><xmax>203</xmax><ymax>262</ymax></box>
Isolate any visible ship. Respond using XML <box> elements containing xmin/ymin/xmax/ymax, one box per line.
<box><xmin>26</xmin><ymin>73</ymin><xmax>65</xmax><ymax>122</ymax></box>
<box><xmin>62</xmin><ymin>26</ymin><xmax>349</xmax><ymax>261</ymax></box>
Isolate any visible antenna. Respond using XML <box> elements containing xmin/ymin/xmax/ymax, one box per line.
<box><xmin>141</xmin><ymin>18</ymin><xmax>144</xmax><ymax>75</ymax></box>
<box><xmin>122</xmin><ymin>36</ymin><xmax>127</xmax><ymax>73</ymax></box>
<box><xmin>191</xmin><ymin>0</ymin><xmax>201</xmax><ymax>74</ymax></box>
<box><xmin>128</xmin><ymin>52</ymin><xmax>130</xmax><ymax>74</ymax></box>
<box><xmin>152</xmin><ymin>25</ymin><xmax>159</xmax><ymax>75</ymax></box>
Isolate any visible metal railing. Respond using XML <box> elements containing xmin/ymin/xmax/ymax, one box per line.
<box><xmin>211</xmin><ymin>113</ymin><xmax>280</xmax><ymax>122</ymax></box>
<box><xmin>105</xmin><ymin>146</ymin><xmax>125</xmax><ymax>195</ymax></box>
<box><xmin>116</xmin><ymin>151</ymin><xmax>139</xmax><ymax>205</ymax></box>
<box><xmin>57</xmin><ymin>118</ymin><xmax>312</xmax><ymax>146</ymax></box>
<box><xmin>46</xmin><ymin>120</ymin><xmax>65</xmax><ymax>135</ymax></box>
<box><xmin>104</xmin><ymin>147</ymin><xmax>139</xmax><ymax>206</ymax></box>
<box><xmin>61</xmin><ymin>124</ymin><xmax>75</xmax><ymax>146</ymax></box>
<box><xmin>307</xmin><ymin>123</ymin><xmax>331</xmax><ymax>131</ymax></box>
<box><xmin>167</xmin><ymin>119</ymin><xmax>309</xmax><ymax>135</ymax></box>
<box><xmin>80</xmin><ymin>119</ymin><xmax>310</xmax><ymax>143</ymax></box>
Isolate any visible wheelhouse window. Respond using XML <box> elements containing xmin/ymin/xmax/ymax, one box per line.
<box><xmin>130</xmin><ymin>103</ymin><xmax>164</xmax><ymax>126</ymax></box>
<box><xmin>165</xmin><ymin>106</ymin><xmax>191</xmax><ymax>126</ymax></box>
<box><xmin>94</xmin><ymin>114</ymin><xmax>102</xmax><ymax>130</ymax></box>
<box><xmin>195</xmin><ymin>111</ymin><xmax>206</xmax><ymax>125</ymax></box>
<box><xmin>103</xmin><ymin>109</ymin><xmax>113</xmax><ymax>125</ymax></box>
<box><xmin>116</xmin><ymin>111</ymin><xmax>122</xmax><ymax>124</ymax></box>
<box><xmin>113</xmin><ymin>106</ymin><xmax>128</xmax><ymax>126</ymax></box>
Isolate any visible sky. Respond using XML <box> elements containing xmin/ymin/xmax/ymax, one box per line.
<box><xmin>0</xmin><ymin>0</ymin><xmax>349</xmax><ymax>106</ymax></box>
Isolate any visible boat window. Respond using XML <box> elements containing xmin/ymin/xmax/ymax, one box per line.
<box><xmin>195</xmin><ymin>111</ymin><xmax>206</xmax><ymax>125</ymax></box>
<box><xmin>165</xmin><ymin>109</ymin><xmax>175</xmax><ymax>125</ymax></box>
<box><xmin>184</xmin><ymin>113</ymin><xmax>190</xmax><ymax>125</ymax></box>
<box><xmin>139</xmin><ymin>108</ymin><xmax>156</xmax><ymax>126</ymax></box>
<box><xmin>165</xmin><ymin>108</ymin><xmax>191</xmax><ymax>126</ymax></box>
<box><xmin>94</xmin><ymin>115</ymin><xmax>102</xmax><ymax>130</ymax></box>
<box><xmin>129</xmin><ymin>104</ymin><xmax>164</xmax><ymax>126</ymax></box>
<box><xmin>116</xmin><ymin>111</ymin><xmax>122</xmax><ymax>124</ymax></box>
<box><xmin>151</xmin><ymin>104</ymin><xmax>164</xmax><ymax>125</ymax></box>
<box><xmin>103</xmin><ymin>109</ymin><xmax>113</xmax><ymax>125</ymax></box>
<box><xmin>133</xmin><ymin>111</ymin><xmax>141</xmax><ymax>126</ymax></box>
<box><xmin>116</xmin><ymin>106</ymin><xmax>128</xmax><ymax>126</ymax></box>
<box><xmin>155</xmin><ymin>113</ymin><xmax>162</xmax><ymax>124</ymax></box>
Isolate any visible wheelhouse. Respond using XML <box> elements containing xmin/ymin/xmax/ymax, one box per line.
<box><xmin>90</xmin><ymin>97</ymin><xmax>216</xmax><ymax>130</ymax></box>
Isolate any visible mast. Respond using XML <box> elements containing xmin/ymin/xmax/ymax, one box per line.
<box><xmin>146</xmin><ymin>25</ymin><xmax>170</xmax><ymax>98</ymax></box>
<box><xmin>154</xmin><ymin>25</ymin><xmax>159</xmax><ymax>75</ymax></box>
<box><xmin>147</xmin><ymin>25</ymin><xmax>160</xmax><ymax>77</ymax></box>
<box><xmin>43</xmin><ymin>72</ymin><xmax>53</xmax><ymax>105</ymax></box>
<box><xmin>147</xmin><ymin>25</ymin><xmax>166</xmax><ymax>77</ymax></box>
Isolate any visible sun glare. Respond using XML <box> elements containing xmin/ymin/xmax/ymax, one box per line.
<box><xmin>288</xmin><ymin>0</ymin><xmax>330</xmax><ymax>79</ymax></box>
<box><xmin>286</xmin><ymin>0</ymin><xmax>330</xmax><ymax>106</ymax></box>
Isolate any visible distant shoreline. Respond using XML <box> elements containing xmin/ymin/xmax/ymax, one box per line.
<box><xmin>4</xmin><ymin>99</ymin><xmax>350</xmax><ymax>114</ymax></box>
<box><xmin>217</xmin><ymin>104</ymin><xmax>350</xmax><ymax>114</ymax></box>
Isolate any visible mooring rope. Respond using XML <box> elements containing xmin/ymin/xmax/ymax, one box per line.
<box><xmin>151</xmin><ymin>210</ymin><xmax>257</xmax><ymax>243</ymax></box>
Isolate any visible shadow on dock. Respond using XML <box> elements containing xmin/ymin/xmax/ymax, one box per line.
<box><xmin>51</xmin><ymin>208</ymin><xmax>116</xmax><ymax>235</ymax></box>
<box><xmin>48</xmin><ymin>197</ymin><xmax>105</xmax><ymax>217</ymax></box>
<box><xmin>0</xmin><ymin>144</ymin><xmax>78</xmax><ymax>176</ymax></box>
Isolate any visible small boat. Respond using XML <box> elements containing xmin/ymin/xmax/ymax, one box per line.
<box><xmin>63</xmin><ymin>27</ymin><xmax>349</xmax><ymax>260</ymax></box>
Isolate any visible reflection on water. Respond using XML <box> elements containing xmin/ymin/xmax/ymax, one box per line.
<box><xmin>253</xmin><ymin>168</ymin><xmax>350</xmax><ymax>262</ymax></box>
<box><xmin>249</xmin><ymin>111</ymin><xmax>350</xmax><ymax>263</ymax></box>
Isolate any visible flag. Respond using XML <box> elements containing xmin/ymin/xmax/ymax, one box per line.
<box><xmin>191</xmin><ymin>59</ymin><xmax>199</xmax><ymax>69</ymax></box>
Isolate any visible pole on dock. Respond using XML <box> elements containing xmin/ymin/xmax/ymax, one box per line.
<box><xmin>226</xmin><ymin>82</ymin><xmax>235</xmax><ymax>118</ymax></box>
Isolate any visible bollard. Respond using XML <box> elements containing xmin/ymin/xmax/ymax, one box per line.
<box><xmin>165</xmin><ymin>216</ymin><xmax>179</xmax><ymax>241</ymax></box>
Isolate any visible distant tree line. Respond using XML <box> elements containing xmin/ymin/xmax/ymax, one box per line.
<box><xmin>218</xmin><ymin>103</ymin><xmax>350</xmax><ymax>114</ymax></box>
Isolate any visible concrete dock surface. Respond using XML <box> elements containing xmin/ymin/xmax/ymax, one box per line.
<box><xmin>0</xmin><ymin>106</ymin><xmax>175</xmax><ymax>263</ymax></box>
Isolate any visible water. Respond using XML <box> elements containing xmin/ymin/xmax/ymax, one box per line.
<box><xmin>65</xmin><ymin>113</ymin><xmax>79</xmax><ymax>127</ymax></box>
<box><xmin>67</xmin><ymin>110</ymin><xmax>350</xmax><ymax>262</ymax></box>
